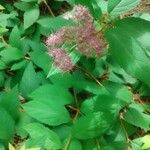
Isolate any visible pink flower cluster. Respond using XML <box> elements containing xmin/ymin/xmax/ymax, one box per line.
<box><xmin>49</xmin><ymin>48</ymin><xmax>74</xmax><ymax>72</ymax></box>
<box><xmin>45</xmin><ymin>5</ymin><xmax>105</xmax><ymax>71</ymax></box>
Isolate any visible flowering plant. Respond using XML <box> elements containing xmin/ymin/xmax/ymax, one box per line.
<box><xmin>0</xmin><ymin>0</ymin><xmax>150</xmax><ymax>149</ymax></box>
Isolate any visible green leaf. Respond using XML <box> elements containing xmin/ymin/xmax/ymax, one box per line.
<box><xmin>0</xmin><ymin>47</ymin><xmax>24</xmax><ymax>64</ymax></box>
<box><xmin>19</xmin><ymin>62</ymin><xmax>40</xmax><ymax>97</ymax></box>
<box><xmin>141</xmin><ymin>135</ymin><xmax>150</xmax><ymax>150</ymax></box>
<box><xmin>124</xmin><ymin>104</ymin><xmax>150</xmax><ymax>130</ymax></box>
<box><xmin>30</xmin><ymin>48</ymin><xmax>52</xmax><ymax>74</ymax></box>
<box><xmin>0</xmin><ymin>88</ymin><xmax>20</xmax><ymax>121</ymax></box>
<box><xmin>23</xmin><ymin>100</ymin><xmax>70</xmax><ymax>126</ymax></box>
<box><xmin>37</xmin><ymin>16</ymin><xmax>74</xmax><ymax>32</ymax></box>
<box><xmin>72</xmin><ymin>112</ymin><xmax>113</xmax><ymax>139</ymax></box>
<box><xmin>29</xmin><ymin>84</ymin><xmax>73</xmax><ymax>105</ymax></box>
<box><xmin>0</xmin><ymin>5</ymin><xmax>5</xmax><ymax>10</ymax></box>
<box><xmin>108</xmin><ymin>0</ymin><xmax>140</xmax><ymax>16</ymax></box>
<box><xmin>0</xmin><ymin>71</ymin><xmax>4</xmax><ymax>87</ymax></box>
<box><xmin>24</xmin><ymin>123</ymin><xmax>61</xmax><ymax>149</ymax></box>
<box><xmin>0</xmin><ymin>59</ymin><xmax>6</xmax><ymax>70</ymax></box>
<box><xmin>68</xmin><ymin>139</ymin><xmax>82</xmax><ymax>150</ymax></box>
<box><xmin>9</xmin><ymin>26</ymin><xmax>21</xmax><ymax>49</ymax></box>
<box><xmin>11</xmin><ymin>60</ymin><xmax>27</xmax><ymax>71</ymax></box>
<box><xmin>111</xmin><ymin>18</ymin><xmax>150</xmax><ymax>54</ymax></box>
<box><xmin>106</xmin><ymin>18</ymin><xmax>150</xmax><ymax>87</ymax></box>
<box><xmin>24</xmin><ymin>6</ymin><xmax>39</xmax><ymax>29</ymax></box>
<box><xmin>0</xmin><ymin>27</ymin><xmax>8</xmax><ymax>35</ymax></box>
<box><xmin>0</xmin><ymin>106</ymin><xmax>15</xmax><ymax>141</ymax></box>
<box><xmin>14</xmin><ymin>1</ymin><xmax>33</xmax><ymax>11</ymax></box>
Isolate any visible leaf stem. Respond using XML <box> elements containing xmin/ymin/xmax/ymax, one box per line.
<box><xmin>43</xmin><ymin>0</ymin><xmax>55</xmax><ymax>17</ymax></box>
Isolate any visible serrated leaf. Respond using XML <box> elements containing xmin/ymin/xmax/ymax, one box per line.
<box><xmin>37</xmin><ymin>16</ymin><xmax>74</xmax><ymax>32</ymax></box>
<box><xmin>24</xmin><ymin>6</ymin><xmax>39</xmax><ymax>29</ymax></box>
<box><xmin>20</xmin><ymin>62</ymin><xmax>40</xmax><ymax>97</ymax></box>
<box><xmin>14</xmin><ymin>2</ymin><xmax>33</xmax><ymax>11</ymax></box>
<box><xmin>141</xmin><ymin>135</ymin><xmax>150</xmax><ymax>149</ymax></box>
<box><xmin>9</xmin><ymin>26</ymin><xmax>21</xmax><ymax>49</ymax></box>
<box><xmin>0</xmin><ymin>47</ymin><xmax>24</xmax><ymax>64</ymax></box>
<box><xmin>29</xmin><ymin>84</ymin><xmax>73</xmax><ymax>105</ymax></box>
<box><xmin>0</xmin><ymin>88</ymin><xmax>20</xmax><ymax>121</ymax></box>
<box><xmin>108</xmin><ymin>0</ymin><xmax>140</xmax><ymax>16</ymax></box>
<box><xmin>124</xmin><ymin>104</ymin><xmax>150</xmax><ymax>130</ymax></box>
<box><xmin>24</xmin><ymin>123</ymin><xmax>61</xmax><ymax>149</ymax></box>
<box><xmin>68</xmin><ymin>139</ymin><xmax>82</xmax><ymax>150</ymax></box>
<box><xmin>106</xmin><ymin>18</ymin><xmax>150</xmax><ymax>87</ymax></box>
<box><xmin>11</xmin><ymin>60</ymin><xmax>27</xmax><ymax>70</ymax></box>
<box><xmin>0</xmin><ymin>106</ymin><xmax>15</xmax><ymax>141</ymax></box>
<box><xmin>72</xmin><ymin>112</ymin><xmax>113</xmax><ymax>139</ymax></box>
<box><xmin>23</xmin><ymin>100</ymin><xmax>70</xmax><ymax>126</ymax></box>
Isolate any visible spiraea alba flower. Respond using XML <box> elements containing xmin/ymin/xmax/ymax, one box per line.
<box><xmin>49</xmin><ymin>48</ymin><xmax>74</xmax><ymax>72</ymax></box>
<box><xmin>45</xmin><ymin>5</ymin><xmax>105</xmax><ymax>71</ymax></box>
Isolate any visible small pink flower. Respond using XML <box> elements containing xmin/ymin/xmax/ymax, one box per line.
<box><xmin>49</xmin><ymin>48</ymin><xmax>74</xmax><ymax>72</ymax></box>
<box><xmin>73</xmin><ymin>5</ymin><xmax>93</xmax><ymax>24</ymax></box>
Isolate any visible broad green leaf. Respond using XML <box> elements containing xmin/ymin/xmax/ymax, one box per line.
<box><xmin>30</xmin><ymin>49</ymin><xmax>52</xmax><ymax>74</ymax></box>
<box><xmin>0</xmin><ymin>47</ymin><xmax>24</xmax><ymax>64</ymax></box>
<box><xmin>15</xmin><ymin>112</ymin><xmax>33</xmax><ymax>138</ymax></box>
<box><xmin>82</xmin><ymin>139</ymin><xmax>97</xmax><ymax>150</ymax></box>
<box><xmin>124</xmin><ymin>104</ymin><xmax>150</xmax><ymax>130</ymax></box>
<box><xmin>11</xmin><ymin>60</ymin><xmax>27</xmax><ymax>70</ymax></box>
<box><xmin>24</xmin><ymin>123</ymin><xmax>61</xmax><ymax>149</ymax></box>
<box><xmin>106</xmin><ymin>18</ymin><xmax>150</xmax><ymax>87</ymax></box>
<box><xmin>138</xmin><ymin>13</ymin><xmax>150</xmax><ymax>21</ymax></box>
<box><xmin>0</xmin><ymin>5</ymin><xmax>5</xmax><ymax>10</ymax></box>
<box><xmin>37</xmin><ymin>16</ymin><xmax>74</xmax><ymax>32</ymax></box>
<box><xmin>29</xmin><ymin>84</ymin><xmax>73</xmax><ymax>105</ymax></box>
<box><xmin>111</xmin><ymin>18</ymin><xmax>150</xmax><ymax>54</ymax></box>
<box><xmin>141</xmin><ymin>135</ymin><xmax>150</xmax><ymax>150</ymax></box>
<box><xmin>0</xmin><ymin>88</ymin><xmax>20</xmax><ymax>121</ymax></box>
<box><xmin>9</xmin><ymin>26</ymin><xmax>21</xmax><ymax>49</ymax></box>
<box><xmin>108</xmin><ymin>0</ymin><xmax>140</xmax><ymax>16</ymax></box>
<box><xmin>23</xmin><ymin>100</ymin><xmax>70</xmax><ymax>126</ymax></box>
<box><xmin>68</xmin><ymin>139</ymin><xmax>82</xmax><ymax>150</ymax></box>
<box><xmin>0</xmin><ymin>59</ymin><xmax>6</xmax><ymax>70</ymax></box>
<box><xmin>103</xmin><ymin>81</ymin><xmax>133</xmax><ymax>107</ymax></box>
<box><xmin>0</xmin><ymin>106</ymin><xmax>15</xmax><ymax>141</ymax></box>
<box><xmin>24</xmin><ymin>6</ymin><xmax>39</xmax><ymax>29</ymax></box>
<box><xmin>0</xmin><ymin>14</ymin><xmax>11</xmax><ymax>27</ymax></box>
<box><xmin>53</xmin><ymin>125</ymin><xmax>71</xmax><ymax>140</ymax></box>
<box><xmin>14</xmin><ymin>2</ymin><xmax>33</xmax><ymax>11</ymax></box>
<box><xmin>72</xmin><ymin>112</ymin><xmax>113</xmax><ymax>139</ymax></box>
<box><xmin>9</xmin><ymin>144</ymin><xmax>15</xmax><ymax>150</ymax></box>
<box><xmin>20</xmin><ymin>62</ymin><xmax>40</xmax><ymax>97</ymax></box>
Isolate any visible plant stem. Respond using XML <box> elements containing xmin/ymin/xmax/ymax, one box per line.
<box><xmin>63</xmin><ymin>88</ymin><xmax>80</xmax><ymax>150</ymax></box>
<box><xmin>63</xmin><ymin>136</ymin><xmax>72</xmax><ymax>150</ymax></box>
<box><xmin>43</xmin><ymin>0</ymin><xmax>55</xmax><ymax>17</ymax></box>
<box><xmin>77</xmin><ymin>65</ymin><xmax>104</xmax><ymax>87</ymax></box>
<box><xmin>119</xmin><ymin>114</ymin><xmax>130</xmax><ymax>143</ymax></box>
<box><xmin>96</xmin><ymin>138</ymin><xmax>101</xmax><ymax>150</ymax></box>
<box><xmin>0</xmin><ymin>36</ymin><xmax>8</xmax><ymax>46</ymax></box>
